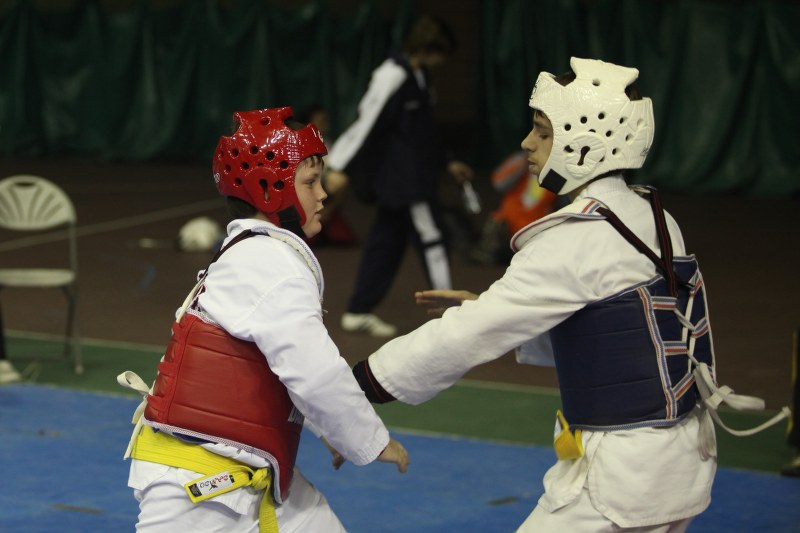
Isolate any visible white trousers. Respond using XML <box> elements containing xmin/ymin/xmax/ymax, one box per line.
<box><xmin>410</xmin><ymin>202</ymin><xmax>451</xmax><ymax>291</ymax></box>
<box><xmin>516</xmin><ymin>487</ymin><xmax>692</xmax><ymax>533</ymax></box>
<box><xmin>133</xmin><ymin>466</ymin><xmax>346</xmax><ymax>533</ymax></box>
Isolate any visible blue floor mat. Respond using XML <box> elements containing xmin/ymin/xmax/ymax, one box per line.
<box><xmin>1</xmin><ymin>384</ymin><xmax>798</xmax><ymax>532</ymax></box>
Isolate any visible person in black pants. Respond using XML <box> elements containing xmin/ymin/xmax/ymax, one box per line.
<box><xmin>325</xmin><ymin>15</ymin><xmax>474</xmax><ymax>337</ymax></box>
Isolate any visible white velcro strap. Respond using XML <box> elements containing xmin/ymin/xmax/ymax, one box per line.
<box><xmin>693</xmin><ymin>363</ymin><xmax>789</xmax><ymax>437</ymax></box>
<box><xmin>117</xmin><ymin>370</ymin><xmax>156</xmax><ymax>460</ymax></box>
<box><xmin>117</xmin><ymin>370</ymin><xmax>150</xmax><ymax>396</ymax></box>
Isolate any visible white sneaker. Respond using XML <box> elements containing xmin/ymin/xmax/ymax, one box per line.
<box><xmin>341</xmin><ymin>313</ymin><xmax>398</xmax><ymax>337</ymax></box>
<box><xmin>0</xmin><ymin>359</ymin><xmax>22</xmax><ymax>384</ymax></box>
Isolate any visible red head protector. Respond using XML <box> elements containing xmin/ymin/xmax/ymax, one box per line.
<box><xmin>213</xmin><ymin>107</ymin><xmax>328</xmax><ymax>229</ymax></box>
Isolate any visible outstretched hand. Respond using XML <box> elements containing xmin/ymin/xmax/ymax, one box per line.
<box><xmin>378</xmin><ymin>437</ymin><xmax>410</xmax><ymax>473</ymax></box>
<box><xmin>323</xmin><ymin>170</ymin><xmax>349</xmax><ymax>195</ymax></box>
<box><xmin>415</xmin><ymin>289</ymin><xmax>478</xmax><ymax>317</ymax></box>
<box><xmin>321</xmin><ymin>437</ymin><xmax>346</xmax><ymax>470</ymax></box>
<box><xmin>322</xmin><ymin>436</ymin><xmax>409</xmax><ymax>473</ymax></box>
<box><xmin>447</xmin><ymin>160</ymin><xmax>474</xmax><ymax>184</ymax></box>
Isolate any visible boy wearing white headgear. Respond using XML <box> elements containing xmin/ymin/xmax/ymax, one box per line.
<box><xmin>351</xmin><ymin>58</ymin><xmax>786</xmax><ymax>531</ymax></box>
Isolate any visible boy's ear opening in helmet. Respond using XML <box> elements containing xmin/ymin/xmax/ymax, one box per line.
<box><xmin>225</xmin><ymin>156</ymin><xmax>325</xmax><ymax>221</ymax></box>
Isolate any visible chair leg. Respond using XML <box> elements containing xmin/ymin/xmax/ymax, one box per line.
<box><xmin>63</xmin><ymin>285</ymin><xmax>83</xmax><ymax>374</ymax></box>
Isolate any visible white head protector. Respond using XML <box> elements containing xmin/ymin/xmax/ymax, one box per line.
<box><xmin>529</xmin><ymin>57</ymin><xmax>655</xmax><ymax>195</ymax></box>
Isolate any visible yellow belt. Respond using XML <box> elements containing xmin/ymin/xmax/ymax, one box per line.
<box><xmin>132</xmin><ymin>425</ymin><xmax>278</xmax><ymax>533</ymax></box>
<box><xmin>553</xmin><ymin>409</ymin><xmax>584</xmax><ymax>461</ymax></box>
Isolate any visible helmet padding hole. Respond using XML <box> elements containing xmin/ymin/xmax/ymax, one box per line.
<box><xmin>577</xmin><ymin>146</ymin><xmax>590</xmax><ymax>166</ymax></box>
<box><xmin>250</xmin><ymin>146</ymin><xmax>259</xmax><ymax>154</ymax></box>
<box><xmin>274</xmin><ymin>180</ymin><xmax>284</xmax><ymax>190</ymax></box>
<box><xmin>279</xmin><ymin>161</ymin><xmax>289</xmax><ymax>169</ymax></box>
<box><xmin>267</xmin><ymin>152</ymin><xmax>275</xmax><ymax>160</ymax></box>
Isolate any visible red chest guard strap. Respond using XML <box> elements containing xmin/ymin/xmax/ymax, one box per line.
<box><xmin>144</xmin><ymin>313</ymin><xmax>303</xmax><ymax>501</ymax></box>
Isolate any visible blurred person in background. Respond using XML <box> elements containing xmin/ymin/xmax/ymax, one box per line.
<box><xmin>325</xmin><ymin>15</ymin><xmax>474</xmax><ymax>337</ymax></box>
<box><xmin>470</xmin><ymin>150</ymin><xmax>558</xmax><ymax>266</ymax></box>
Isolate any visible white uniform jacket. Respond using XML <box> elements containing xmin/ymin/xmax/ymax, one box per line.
<box><xmin>130</xmin><ymin>218</ymin><xmax>390</xmax><ymax>515</ymax></box>
<box><xmin>368</xmin><ymin>176</ymin><xmax>716</xmax><ymax>527</ymax></box>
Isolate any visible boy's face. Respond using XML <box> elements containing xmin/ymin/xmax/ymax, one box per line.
<box><xmin>294</xmin><ymin>159</ymin><xmax>327</xmax><ymax>238</ymax></box>
<box><xmin>520</xmin><ymin>111</ymin><xmax>554</xmax><ymax>178</ymax></box>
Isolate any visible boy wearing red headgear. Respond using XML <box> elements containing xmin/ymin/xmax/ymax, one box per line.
<box><xmin>119</xmin><ymin>107</ymin><xmax>408</xmax><ymax>532</ymax></box>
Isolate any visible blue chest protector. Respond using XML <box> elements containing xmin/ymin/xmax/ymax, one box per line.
<box><xmin>550</xmin><ymin>187</ymin><xmax>715</xmax><ymax>430</ymax></box>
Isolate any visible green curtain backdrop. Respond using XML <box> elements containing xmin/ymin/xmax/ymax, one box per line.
<box><xmin>0</xmin><ymin>0</ymin><xmax>411</xmax><ymax>160</ymax></box>
<box><xmin>478</xmin><ymin>0</ymin><xmax>800</xmax><ymax>195</ymax></box>
<box><xmin>1</xmin><ymin>0</ymin><xmax>798</xmax><ymax>195</ymax></box>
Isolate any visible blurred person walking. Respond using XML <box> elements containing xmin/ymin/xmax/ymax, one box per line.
<box><xmin>326</xmin><ymin>15</ymin><xmax>474</xmax><ymax>337</ymax></box>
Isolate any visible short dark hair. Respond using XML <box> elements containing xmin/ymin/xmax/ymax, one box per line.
<box><xmin>226</xmin><ymin>196</ymin><xmax>258</xmax><ymax>220</ymax></box>
<box><xmin>294</xmin><ymin>104</ymin><xmax>326</xmax><ymax>125</ymax></box>
<box><xmin>404</xmin><ymin>15</ymin><xmax>457</xmax><ymax>57</ymax></box>
<box><xmin>552</xmin><ymin>70</ymin><xmax>642</xmax><ymax>100</ymax></box>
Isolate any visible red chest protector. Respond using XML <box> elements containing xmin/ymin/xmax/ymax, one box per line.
<box><xmin>143</xmin><ymin>312</ymin><xmax>303</xmax><ymax>501</ymax></box>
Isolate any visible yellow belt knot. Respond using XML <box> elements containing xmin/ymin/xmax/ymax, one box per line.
<box><xmin>250</xmin><ymin>468</ymin><xmax>271</xmax><ymax>491</ymax></box>
<box><xmin>130</xmin><ymin>426</ymin><xmax>279</xmax><ymax>533</ymax></box>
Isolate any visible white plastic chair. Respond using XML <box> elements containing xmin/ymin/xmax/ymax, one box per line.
<box><xmin>0</xmin><ymin>175</ymin><xmax>82</xmax><ymax>374</ymax></box>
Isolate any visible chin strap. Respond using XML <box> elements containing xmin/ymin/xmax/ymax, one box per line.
<box><xmin>277</xmin><ymin>206</ymin><xmax>305</xmax><ymax>239</ymax></box>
